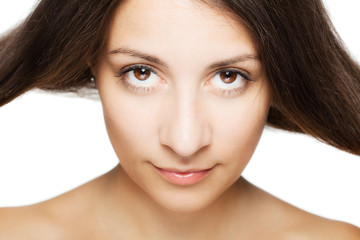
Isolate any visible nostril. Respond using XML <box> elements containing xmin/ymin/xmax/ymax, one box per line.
<box><xmin>158</xmin><ymin>97</ymin><xmax>212</xmax><ymax>158</ymax></box>
<box><xmin>159</xmin><ymin>124</ymin><xmax>212</xmax><ymax>159</ymax></box>
<box><xmin>161</xmin><ymin>141</ymin><xmax>210</xmax><ymax>159</ymax></box>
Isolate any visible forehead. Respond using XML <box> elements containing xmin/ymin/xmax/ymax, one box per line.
<box><xmin>107</xmin><ymin>0</ymin><xmax>256</xmax><ymax>56</ymax></box>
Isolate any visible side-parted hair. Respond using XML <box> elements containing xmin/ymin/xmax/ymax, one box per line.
<box><xmin>0</xmin><ymin>0</ymin><xmax>359</xmax><ymax>155</ymax></box>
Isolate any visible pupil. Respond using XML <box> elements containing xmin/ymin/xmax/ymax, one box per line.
<box><xmin>220</xmin><ymin>71</ymin><xmax>236</xmax><ymax>84</ymax></box>
<box><xmin>135</xmin><ymin>68</ymin><xmax>150</xmax><ymax>80</ymax></box>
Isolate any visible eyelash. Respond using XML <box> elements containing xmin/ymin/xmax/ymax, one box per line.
<box><xmin>115</xmin><ymin>65</ymin><xmax>158</xmax><ymax>94</ymax></box>
<box><xmin>115</xmin><ymin>64</ymin><xmax>254</xmax><ymax>96</ymax></box>
<box><xmin>212</xmin><ymin>68</ymin><xmax>253</xmax><ymax>97</ymax></box>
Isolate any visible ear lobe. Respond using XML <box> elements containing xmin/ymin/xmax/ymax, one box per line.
<box><xmin>87</xmin><ymin>62</ymin><xmax>98</xmax><ymax>89</ymax></box>
<box><xmin>87</xmin><ymin>62</ymin><xmax>97</xmax><ymax>77</ymax></box>
<box><xmin>85</xmin><ymin>63</ymin><xmax>98</xmax><ymax>90</ymax></box>
<box><xmin>269</xmin><ymin>102</ymin><xmax>279</xmax><ymax>111</ymax></box>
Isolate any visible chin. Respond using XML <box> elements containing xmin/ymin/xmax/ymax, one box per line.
<box><xmin>157</xmin><ymin>196</ymin><xmax>214</xmax><ymax>214</ymax></box>
<box><xmin>148</xmin><ymin>184</ymin><xmax>225</xmax><ymax>214</ymax></box>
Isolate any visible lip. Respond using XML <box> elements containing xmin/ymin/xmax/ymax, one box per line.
<box><xmin>154</xmin><ymin>166</ymin><xmax>215</xmax><ymax>186</ymax></box>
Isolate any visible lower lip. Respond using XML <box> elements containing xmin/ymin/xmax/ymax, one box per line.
<box><xmin>155</xmin><ymin>167</ymin><xmax>213</xmax><ymax>185</ymax></box>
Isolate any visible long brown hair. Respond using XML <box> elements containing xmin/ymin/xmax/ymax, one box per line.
<box><xmin>1</xmin><ymin>0</ymin><xmax>359</xmax><ymax>155</ymax></box>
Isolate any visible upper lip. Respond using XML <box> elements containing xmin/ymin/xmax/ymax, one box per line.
<box><xmin>154</xmin><ymin>165</ymin><xmax>216</xmax><ymax>173</ymax></box>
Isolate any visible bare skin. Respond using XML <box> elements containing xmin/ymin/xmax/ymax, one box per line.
<box><xmin>1</xmin><ymin>0</ymin><xmax>359</xmax><ymax>239</ymax></box>
<box><xmin>0</xmin><ymin>165</ymin><xmax>359</xmax><ymax>239</ymax></box>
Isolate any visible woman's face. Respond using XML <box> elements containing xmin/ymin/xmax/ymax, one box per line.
<box><xmin>95</xmin><ymin>0</ymin><xmax>271</xmax><ymax>212</ymax></box>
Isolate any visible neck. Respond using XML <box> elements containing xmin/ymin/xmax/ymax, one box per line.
<box><xmin>103</xmin><ymin>164</ymin><xmax>250</xmax><ymax>239</ymax></box>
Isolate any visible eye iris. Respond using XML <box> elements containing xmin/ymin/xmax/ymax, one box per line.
<box><xmin>134</xmin><ymin>67</ymin><xmax>151</xmax><ymax>81</ymax></box>
<box><xmin>220</xmin><ymin>71</ymin><xmax>237</xmax><ymax>84</ymax></box>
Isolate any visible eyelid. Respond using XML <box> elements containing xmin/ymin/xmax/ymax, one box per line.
<box><xmin>211</xmin><ymin>67</ymin><xmax>254</xmax><ymax>82</ymax></box>
<box><xmin>114</xmin><ymin>64</ymin><xmax>255</xmax><ymax>96</ymax></box>
<box><xmin>115</xmin><ymin>64</ymin><xmax>254</xmax><ymax>82</ymax></box>
<box><xmin>115</xmin><ymin>64</ymin><xmax>163</xmax><ymax>95</ymax></box>
<box><xmin>115</xmin><ymin>64</ymin><xmax>158</xmax><ymax>77</ymax></box>
<box><xmin>204</xmin><ymin>68</ymin><xmax>256</xmax><ymax>97</ymax></box>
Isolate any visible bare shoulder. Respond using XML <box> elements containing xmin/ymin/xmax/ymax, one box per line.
<box><xmin>0</xmin><ymin>205</ymin><xmax>67</xmax><ymax>240</ymax></box>
<box><xmin>282</xmin><ymin>217</ymin><xmax>360</xmax><ymax>240</ymax></box>
<box><xmin>319</xmin><ymin>221</ymin><xmax>360</xmax><ymax>240</ymax></box>
<box><xmin>0</xmin><ymin>171</ymin><xmax>113</xmax><ymax>240</ymax></box>
<box><xmin>244</xmin><ymin>181</ymin><xmax>360</xmax><ymax>240</ymax></box>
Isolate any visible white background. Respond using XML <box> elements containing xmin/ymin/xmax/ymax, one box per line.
<box><xmin>0</xmin><ymin>0</ymin><xmax>359</xmax><ymax>227</ymax></box>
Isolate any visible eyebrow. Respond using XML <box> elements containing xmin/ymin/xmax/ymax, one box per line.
<box><xmin>108</xmin><ymin>48</ymin><xmax>168</xmax><ymax>67</ymax></box>
<box><xmin>108</xmin><ymin>47</ymin><xmax>259</xmax><ymax>70</ymax></box>
<box><xmin>207</xmin><ymin>54</ymin><xmax>259</xmax><ymax>70</ymax></box>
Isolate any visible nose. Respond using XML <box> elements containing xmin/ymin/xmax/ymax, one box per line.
<box><xmin>158</xmin><ymin>89</ymin><xmax>212</xmax><ymax>158</ymax></box>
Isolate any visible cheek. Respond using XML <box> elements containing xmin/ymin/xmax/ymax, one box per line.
<box><xmin>99</xmin><ymin>90</ymin><xmax>167</xmax><ymax>186</ymax></box>
<box><xmin>95</xmin><ymin>62</ymin><xmax>152</xmax><ymax>157</ymax></box>
<box><xmin>100</xmin><ymin>100</ymin><xmax>154</xmax><ymax>184</ymax></box>
<box><xmin>102</xmin><ymin>97</ymin><xmax>153</xmax><ymax>159</ymax></box>
<box><xmin>212</xmin><ymin>94</ymin><xmax>270</xmax><ymax>171</ymax></box>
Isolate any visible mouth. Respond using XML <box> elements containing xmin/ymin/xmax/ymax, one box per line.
<box><xmin>154</xmin><ymin>165</ymin><xmax>216</xmax><ymax>186</ymax></box>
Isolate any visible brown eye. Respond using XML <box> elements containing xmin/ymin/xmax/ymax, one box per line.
<box><xmin>219</xmin><ymin>71</ymin><xmax>237</xmax><ymax>84</ymax></box>
<box><xmin>134</xmin><ymin>67</ymin><xmax>151</xmax><ymax>81</ymax></box>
